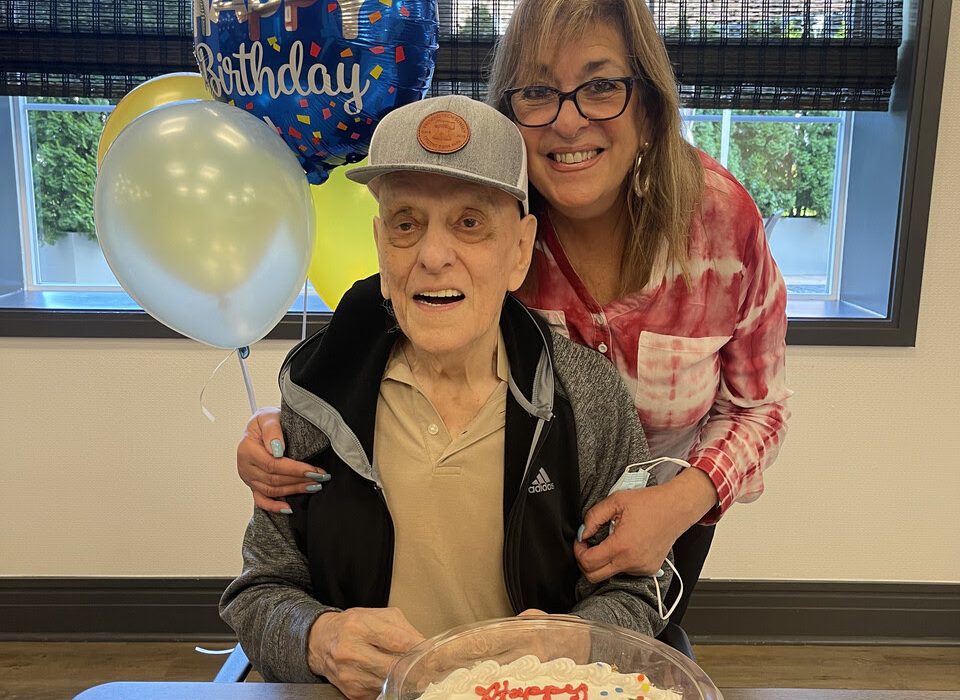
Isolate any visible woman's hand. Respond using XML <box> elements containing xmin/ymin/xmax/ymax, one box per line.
<box><xmin>237</xmin><ymin>407</ymin><xmax>328</xmax><ymax>514</ymax></box>
<box><xmin>307</xmin><ymin>608</ymin><xmax>425</xmax><ymax>699</ymax></box>
<box><xmin>574</xmin><ymin>469</ymin><xmax>718</xmax><ymax>582</ymax></box>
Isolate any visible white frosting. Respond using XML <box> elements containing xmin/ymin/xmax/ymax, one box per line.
<box><xmin>417</xmin><ymin>654</ymin><xmax>683</xmax><ymax>699</ymax></box>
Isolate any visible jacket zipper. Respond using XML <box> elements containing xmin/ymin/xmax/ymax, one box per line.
<box><xmin>372</xmin><ymin>482</ymin><xmax>395</xmax><ymax>607</ymax></box>
<box><xmin>503</xmin><ymin>416</ymin><xmax>553</xmax><ymax>612</ymax></box>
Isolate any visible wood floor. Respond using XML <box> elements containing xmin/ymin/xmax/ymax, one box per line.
<box><xmin>0</xmin><ymin>642</ymin><xmax>958</xmax><ymax>700</ymax></box>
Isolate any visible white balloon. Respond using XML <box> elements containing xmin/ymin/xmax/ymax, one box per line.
<box><xmin>94</xmin><ymin>100</ymin><xmax>315</xmax><ymax>349</ymax></box>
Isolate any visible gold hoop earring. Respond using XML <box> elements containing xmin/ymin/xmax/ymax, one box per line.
<box><xmin>633</xmin><ymin>142</ymin><xmax>651</xmax><ymax>197</ymax></box>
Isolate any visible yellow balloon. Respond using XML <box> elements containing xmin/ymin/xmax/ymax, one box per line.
<box><xmin>308</xmin><ymin>161</ymin><xmax>380</xmax><ymax>309</ymax></box>
<box><xmin>98</xmin><ymin>73</ymin><xmax>212</xmax><ymax>168</ymax></box>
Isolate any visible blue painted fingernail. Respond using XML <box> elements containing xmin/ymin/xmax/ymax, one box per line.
<box><xmin>576</xmin><ymin>524</ymin><xmax>585</xmax><ymax>542</ymax></box>
<box><xmin>270</xmin><ymin>439</ymin><xmax>283</xmax><ymax>458</ymax></box>
<box><xmin>280</xmin><ymin>508</ymin><xmax>293</xmax><ymax>515</ymax></box>
<box><xmin>306</xmin><ymin>483</ymin><xmax>323</xmax><ymax>492</ymax></box>
<box><xmin>305</xmin><ymin>472</ymin><xmax>332</xmax><ymax>482</ymax></box>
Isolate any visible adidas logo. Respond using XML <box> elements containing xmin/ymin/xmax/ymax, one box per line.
<box><xmin>528</xmin><ymin>468</ymin><xmax>556</xmax><ymax>494</ymax></box>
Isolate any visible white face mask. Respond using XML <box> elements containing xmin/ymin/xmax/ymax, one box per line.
<box><xmin>609</xmin><ymin>457</ymin><xmax>692</xmax><ymax>620</ymax></box>
<box><xmin>654</xmin><ymin>557</ymin><xmax>683</xmax><ymax>620</ymax></box>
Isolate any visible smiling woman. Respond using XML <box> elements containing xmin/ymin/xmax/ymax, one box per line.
<box><xmin>479</xmin><ymin>0</ymin><xmax>793</xmax><ymax>623</ymax></box>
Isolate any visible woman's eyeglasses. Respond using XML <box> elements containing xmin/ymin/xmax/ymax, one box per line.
<box><xmin>502</xmin><ymin>76</ymin><xmax>641</xmax><ymax>128</ymax></box>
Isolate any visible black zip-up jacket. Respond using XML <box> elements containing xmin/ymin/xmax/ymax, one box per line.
<box><xmin>221</xmin><ymin>275</ymin><xmax>670</xmax><ymax>683</ymax></box>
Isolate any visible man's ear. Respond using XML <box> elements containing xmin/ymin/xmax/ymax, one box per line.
<box><xmin>373</xmin><ymin>216</ymin><xmax>389</xmax><ymax>300</ymax></box>
<box><xmin>507</xmin><ymin>213</ymin><xmax>538</xmax><ymax>292</ymax></box>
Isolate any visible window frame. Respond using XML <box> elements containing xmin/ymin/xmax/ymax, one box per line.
<box><xmin>0</xmin><ymin>0</ymin><xmax>949</xmax><ymax>346</ymax></box>
<box><xmin>781</xmin><ymin>0</ymin><xmax>949</xmax><ymax>346</ymax></box>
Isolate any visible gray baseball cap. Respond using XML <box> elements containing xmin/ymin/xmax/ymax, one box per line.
<box><xmin>346</xmin><ymin>95</ymin><xmax>529</xmax><ymax>214</ymax></box>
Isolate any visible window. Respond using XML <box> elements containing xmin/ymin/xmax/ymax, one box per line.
<box><xmin>16</xmin><ymin>98</ymin><xmax>117</xmax><ymax>290</ymax></box>
<box><xmin>684</xmin><ymin>109</ymin><xmax>848</xmax><ymax>302</ymax></box>
<box><xmin>0</xmin><ymin>0</ymin><xmax>947</xmax><ymax>346</ymax></box>
<box><xmin>0</xmin><ymin>96</ymin><xmax>330</xmax><ymax>338</ymax></box>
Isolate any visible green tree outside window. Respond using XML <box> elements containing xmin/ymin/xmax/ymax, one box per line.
<box><xmin>690</xmin><ymin>112</ymin><xmax>839</xmax><ymax>222</ymax></box>
<box><xmin>28</xmin><ymin>98</ymin><xmax>110</xmax><ymax>246</ymax></box>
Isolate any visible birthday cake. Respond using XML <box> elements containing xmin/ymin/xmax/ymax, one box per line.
<box><xmin>416</xmin><ymin>654</ymin><xmax>683</xmax><ymax>699</ymax></box>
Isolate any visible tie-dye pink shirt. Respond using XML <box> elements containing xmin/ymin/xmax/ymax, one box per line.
<box><xmin>515</xmin><ymin>152</ymin><xmax>792</xmax><ymax>523</ymax></box>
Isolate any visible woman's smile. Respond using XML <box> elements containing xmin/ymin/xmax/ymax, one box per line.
<box><xmin>547</xmin><ymin>148</ymin><xmax>604</xmax><ymax>169</ymax></box>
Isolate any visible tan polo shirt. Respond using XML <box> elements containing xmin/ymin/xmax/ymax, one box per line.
<box><xmin>374</xmin><ymin>334</ymin><xmax>513</xmax><ymax>638</ymax></box>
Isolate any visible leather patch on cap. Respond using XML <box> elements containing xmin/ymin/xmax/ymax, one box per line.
<box><xmin>417</xmin><ymin>111</ymin><xmax>470</xmax><ymax>154</ymax></box>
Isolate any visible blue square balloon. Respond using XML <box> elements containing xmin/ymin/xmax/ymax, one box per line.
<box><xmin>194</xmin><ymin>0</ymin><xmax>439</xmax><ymax>184</ymax></box>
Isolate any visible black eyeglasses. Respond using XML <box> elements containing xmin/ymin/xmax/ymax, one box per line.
<box><xmin>502</xmin><ymin>76</ymin><xmax>641</xmax><ymax>128</ymax></box>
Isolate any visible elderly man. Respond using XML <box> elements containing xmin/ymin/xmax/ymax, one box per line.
<box><xmin>220</xmin><ymin>95</ymin><xmax>669</xmax><ymax>699</ymax></box>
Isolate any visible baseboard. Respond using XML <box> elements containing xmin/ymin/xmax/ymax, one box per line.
<box><xmin>1</xmin><ymin>578</ymin><xmax>957</xmax><ymax>644</ymax></box>
<box><xmin>683</xmin><ymin>580</ymin><xmax>960</xmax><ymax>645</ymax></box>
<box><xmin>0</xmin><ymin>577</ymin><xmax>235</xmax><ymax>642</ymax></box>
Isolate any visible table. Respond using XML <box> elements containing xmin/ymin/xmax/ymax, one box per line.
<box><xmin>73</xmin><ymin>684</ymin><xmax>960</xmax><ymax>700</ymax></box>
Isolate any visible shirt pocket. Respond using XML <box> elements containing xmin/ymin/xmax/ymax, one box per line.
<box><xmin>528</xmin><ymin>308</ymin><xmax>570</xmax><ymax>339</ymax></box>
<box><xmin>634</xmin><ymin>331</ymin><xmax>730</xmax><ymax>431</ymax></box>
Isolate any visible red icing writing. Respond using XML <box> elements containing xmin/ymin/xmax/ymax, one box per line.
<box><xmin>474</xmin><ymin>680</ymin><xmax>589</xmax><ymax>700</ymax></box>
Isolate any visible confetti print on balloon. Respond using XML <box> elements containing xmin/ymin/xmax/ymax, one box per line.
<box><xmin>194</xmin><ymin>0</ymin><xmax>438</xmax><ymax>184</ymax></box>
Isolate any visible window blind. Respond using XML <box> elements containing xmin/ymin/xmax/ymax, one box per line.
<box><xmin>0</xmin><ymin>0</ymin><xmax>903</xmax><ymax>110</ymax></box>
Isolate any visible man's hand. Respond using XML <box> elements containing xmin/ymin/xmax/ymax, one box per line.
<box><xmin>307</xmin><ymin>608</ymin><xmax>425</xmax><ymax>699</ymax></box>
<box><xmin>237</xmin><ymin>407</ymin><xmax>329</xmax><ymax>513</ymax></box>
<box><xmin>574</xmin><ymin>469</ymin><xmax>718</xmax><ymax>582</ymax></box>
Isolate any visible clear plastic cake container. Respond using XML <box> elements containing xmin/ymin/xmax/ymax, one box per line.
<box><xmin>379</xmin><ymin>616</ymin><xmax>723</xmax><ymax>699</ymax></box>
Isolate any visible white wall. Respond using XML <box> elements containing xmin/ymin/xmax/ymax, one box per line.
<box><xmin>2</xmin><ymin>9</ymin><xmax>960</xmax><ymax>583</ymax></box>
